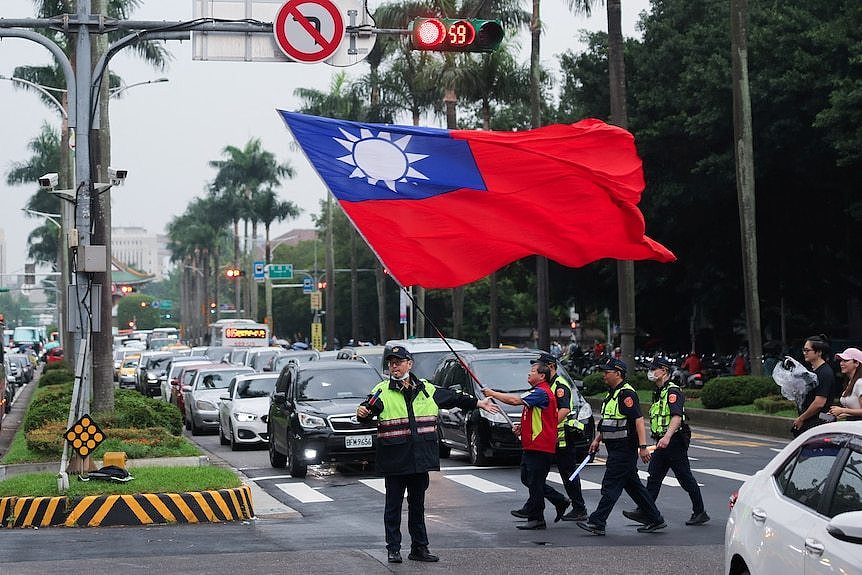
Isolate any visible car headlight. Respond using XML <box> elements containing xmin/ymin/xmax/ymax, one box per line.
<box><xmin>147</xmin><ymin>374</ymin><xmax>158</xmax><ymax>383</ymax></box>
<box><xmin>484</xmin><ymin>410</ymin><xmax>512</xmax><ymax>425</ymax></box>
<box><xmin>298</xmin><ymin>412</ymin><xmax>327</xmax><ymax>429</ymax></box>
<box><xmin>195</xmin><ymin>400</ymin><xmax>218</xmax><ymax>411</ymax></box>
<box><xmin>233</xmin><ymin>412</ymin><xmax>257</xmax><ymax>422</ymax></box>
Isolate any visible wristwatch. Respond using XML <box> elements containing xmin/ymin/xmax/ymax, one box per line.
<box><xmin>638</xmin><ymin>444</ymin><xmax>648</xmax><ymax>449</ymax></box>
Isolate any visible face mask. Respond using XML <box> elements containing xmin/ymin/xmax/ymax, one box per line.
<box><xmin>647</xmin><ymin>370</ymin><xmax>657</xmax><ymax>382</ymax></box>
<box><xmin>391</xmin><ymin>372</ymin><xmax>410</xmax><ymax>382</ymax></box>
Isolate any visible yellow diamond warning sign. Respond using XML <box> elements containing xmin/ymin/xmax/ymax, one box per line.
<box><xmin>65</xmin><ymin>414</ymin><xmax>105</xmax><ymax>457</ymax></box>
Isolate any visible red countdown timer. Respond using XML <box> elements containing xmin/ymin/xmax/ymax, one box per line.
<box><xmin>412</xmin><ymin>18</ymin><xmax>475</xmax><ymax>49</ymax></box>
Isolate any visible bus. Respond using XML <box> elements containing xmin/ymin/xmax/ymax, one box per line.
<box><xmin>208</xmin><ymin>319</ymin><xmax>270</xmax><ymax>348</ymax></box>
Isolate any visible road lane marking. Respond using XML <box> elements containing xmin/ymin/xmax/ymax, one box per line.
<box><xmin>359</xmin><ymin>478</ymin><xmax>386</xmax><ymax>494</ymax></box>
<box><xmin>547</xmin><ymin>471</ymin><xmax>601</xmax><ymax>490</ymax></box>
<box><xmin>276</xmin><ymin>482</ymin><xmax>333</xmax><ymax>503</ymax></box>
<box><xmin>690</xmin><ymin>444</ymin><xmax>741</xmax><ymax>455</ymax></box>
<box><xmin>444</xmin><ymin>474</ymin><xmax>515</xmax><ymax>493</ymax></box>
<box><xmin>635</xmin><ymin>470</ymin><xmax>704</xmax><ymax>487</ymax></box>
<box><xmin>442</xmin><ymin>465</ymin><xmax>512</xmax><ymax>471</ymax></box>
<box><xmin>693</xmin><ymin>468</ymin><xmax>751</xmax><ymax>481</ymax></box>
<box><xmin>247</xmin><ymin>474</ymin><xmax>295</xmax><ymax>481</ymax></box>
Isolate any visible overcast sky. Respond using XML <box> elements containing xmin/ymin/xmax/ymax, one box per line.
<box><xmin>1</xmin><ymin>0</ymin><xmax>648</xmax><ymax>277</ymax></box>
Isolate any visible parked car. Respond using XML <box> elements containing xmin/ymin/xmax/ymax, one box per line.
<box><xmin>117</xmin><ymin>354</ymin><xmax>141</xmax><ymax>389</ymax></box>
<box><xmin>218</xmin><ymin>373</ymin><xmax>278</xmax><ymax>450</ymax></box>
<box><xmin>336</xmin><ymin>345</ymin><xmax>386</xmax><ymax>373</ymax></box>
<box><xmin>432</xmin><ymin>348</ymin><xmax>580</xmax><ymax>465</ymax></box>
<box><xmin>9</xmin><ymin>354</ymin><xmax>34</xmax><ymax>384</ymax></box>
<box><xmin>135</xmin><ymin>352</ymin><xmax>174</xmax><ymax>397</ymax></box>
<box><xmin>725</xmin><ymin>421</ymin><xmax>862</xmax><ymax>575</ymax></box>
<box><xmin>382</xmin><ymin>338</ymin><xmax>476</xmax><ymax>380</ymax></box>
<box><xmin>183</xmin><ymin>365</ymin><xmax>254</xmax><ymax>435</ymax></box>
<box><xmin>271</xmin><ymin>350</ymin><xmax>321</xmax><ymax>374</ymax></box>
<box><xmin>45</xmin><ymin>347</ymin><xmax>64</xmax><ymax>364</ymax></box>
<box><xmin>267</xmin><ymin>361</ymin><xmax>382</xmax><ymax>478</ymax></box>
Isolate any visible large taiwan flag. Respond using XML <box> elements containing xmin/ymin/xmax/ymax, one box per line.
<box><xmin>279</xmin><ymin>111</ymin><xmax>675</xmax><ymax>288</ymax></box>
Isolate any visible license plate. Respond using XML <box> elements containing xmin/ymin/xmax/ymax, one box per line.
<box><xmin>345</xmin><ymin>434</ymin><xmax>372</xmax><ymax>448</ymax></box>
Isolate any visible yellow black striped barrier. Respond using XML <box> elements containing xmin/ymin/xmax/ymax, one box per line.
<box><xmin>1</xmin><ymin>485</ymin><xmax>254</xmax><ymax>528</ymax></box>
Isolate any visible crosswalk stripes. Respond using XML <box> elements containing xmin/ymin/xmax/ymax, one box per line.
<box><xmin>445</xmin><ymin>474</ymin><xmax>515</xmax><ymax>493</ymax></box>
<box><xmin>276</xmin><ymin>482</ymin><xmax>333</xmax><ymax>503</ymax></box>
<box><xmin>693</xmin><ymin>468</ymin><xmax>752</xmax><ymax>482</ymax></box>
<box><xmin>271</xmin><ymin>464</ymin><xmax>751</xmax><ymax>506</ymax></box>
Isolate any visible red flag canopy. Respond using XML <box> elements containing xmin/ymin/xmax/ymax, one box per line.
<box><xmin>280</xmin><ymin>111</ymin><xmax>675</xmax><ymax>288</ymax></box>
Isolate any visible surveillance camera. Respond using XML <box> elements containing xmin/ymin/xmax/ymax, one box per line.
<box><xmin>108</xmin><ymin>167</ymin><xmax>128</xmax><ymax>186</ymax></box>
<box><xmin>38</xmin><ymin>173</ymin><xmax>59</xmax><ymax>189</ymax></box>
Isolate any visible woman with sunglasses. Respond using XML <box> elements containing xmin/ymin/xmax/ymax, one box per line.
<box><xmin>829</xmin><ymin>347</ymin><xmax>862</xmax><ymax>421</ymax></box>
<box><xmin>793</xmin><ymin>334</ymin><xmax>837</xmax><ymax>435</ymax></box>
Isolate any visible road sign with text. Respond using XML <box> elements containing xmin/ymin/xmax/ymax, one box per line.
<box><xmin>267</xmin><ymin>263</ymin><xmax>294</xmax><ymax>279</ymax></box>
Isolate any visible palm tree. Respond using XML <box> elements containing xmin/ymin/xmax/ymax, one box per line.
<box><xmin>254</xmin><ymin>189</ymin><xmax>300</xmax><ymax>265</ymax></box>
<box><xmin>295</xmin><ymin>72</ymin><xmax>372</xmax><ymax>347</ymax></box>
<box><xmin>209</xmin><ymin>138</ymin><xmax>294</xmax><ymax>317</ymax></box>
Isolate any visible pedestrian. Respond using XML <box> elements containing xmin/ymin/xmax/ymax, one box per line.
<box><xmin>733</xmin><ymin>347</ymin><xmax>748</xmax><ymax>376</ymax></box>
<box><xmin>509</xmin><ymin>353</ymin><xmax>593</xmax><ymax>524</ymax></box>
<box><xmin>829</xmin><ymin>347</ymin><xmax>862</xmax><ymax>421</ymax></box>
<box><xmin>483</xmin><ymin>360</ymin><xmax>559</xmax><ymax>530</ymax></box>
<box><xmin>576</xmin><ymin>358</ymin><xmax>666</xmax><ymax>536</ymax></box>
<box><xmin>623</xmin><ymin>357</ymin><xmax>709</xmax><ymax>527</ymax></box>
<box><xmin>793</xmin><ymin>334</ymin><xmax>837</xmax><ymax>436</ymax></box>
<box><xmin>356</xmin><ymin>346</ymin><xmax>498</xmax><ymax>564</ymax></box>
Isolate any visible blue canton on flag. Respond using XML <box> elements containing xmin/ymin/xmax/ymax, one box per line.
<box><xmin>279</xmin><ymin>110</ymin><xmax>487</xmax><ymax>201</ymax></box>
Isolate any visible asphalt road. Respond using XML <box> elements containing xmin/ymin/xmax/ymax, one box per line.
<box><xmin>1</xmin><ymin>390</ymin><xmax>789</xmax><ymax>575</ymax></box>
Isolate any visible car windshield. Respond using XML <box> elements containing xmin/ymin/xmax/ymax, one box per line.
<box><xmin>470</xmin><ymin>357</ymin><xmax>535</xmax><ymax>393</ymax></box>
<box><xmin>297</xmin><ymin>368</ymin><xmax>381</xmax><ymax>401</ymax></box>
<box><xmin>147</xmin><ymin>356</ymin><xmax>172</xmax><ymax>371</ymax></box>
<box><xmin>236</xmin><ymin>376</ymin><xmax>277</xmax><ymax>398</ymax></box>
<box><xmin>410</xmin><ymin>351</ymin><xmax>454</xmax><ymax>380</ymax></box>
<box><xmin>273</xmin><ymin>352</ymin><xmax>319</xmax><ymax>373</ymax></box>
<box><xmin>196</xmin><ymin>370</ymin><xmax>248</xmax><ymax>390</ymax></box>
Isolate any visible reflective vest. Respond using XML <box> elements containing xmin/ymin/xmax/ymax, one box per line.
<box><xmin>551</xmin><ymin>375</ymin><xmax>586</xmax><ymax>448</ymax></box>
<box><xmin>373</xmin><ymin>379</ymin><xmax>439</xmax><ymax>445</ymax></box>
<box><xmin>649</xmin><ymin>382</ymin><xmax>685</xmax><ymax>436</ymax></box>
<box><xmin>598</xmin><ymin>382</ymin><xmax>636</xmax><ymax>440</ymax></box>
<box><xmin>521</xmin><ymin>381</ymin><xmax>558</xmax><ymax>454</ymax></box>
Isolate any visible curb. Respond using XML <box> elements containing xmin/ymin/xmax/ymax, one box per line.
<box><xmin>1</xmin><ymin>484</ymin><xmax>254</xmax><ymax>528</ymax></box>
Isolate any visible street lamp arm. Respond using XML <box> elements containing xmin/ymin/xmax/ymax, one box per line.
<box><xmin>22</xmin><ymin>209</ymin><xmax>62</xmax><ymax>229</ymax></box>
<box><xmin>109</xmin><ymin>77</ymin><xmax>169</xmax><ymax>99</ymax></box>
<box><xmin>0</xmin><ymin>74</ymin><xmax>67</xmax><ymax>119</ymax></box>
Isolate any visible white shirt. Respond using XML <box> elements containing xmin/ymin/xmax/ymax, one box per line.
<box><xmin>839</xmin><ymin>380</ymin><xmax>862</xmax><ymax>409</ymax></box>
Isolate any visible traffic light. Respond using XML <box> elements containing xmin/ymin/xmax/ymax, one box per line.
<box><xmin>119</xmin><ymin>285</ymin><xmax>135</xmax><ymax>295</ymax></box>
<box><xmin>409</xmin><ymin>17</ymin><xmax>504</xmax><ymax>53</ymax></box>
<box><xmin>317</xmin><ymin>280</ymin><xmax>327</xmax><ymax>290</ymax></box>
<box><xmin>209</xmin><ymin>302</ymin><xmax>217</xmax><ymax>315</ymax></box>
<box><xmin>225</xmin><ymin>267</ymin><xmax>244</xmax><ymax>278</ymax></box>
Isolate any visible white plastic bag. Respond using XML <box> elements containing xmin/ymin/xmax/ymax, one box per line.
<box><xmin>772</xmin><ymin>356</ymin><xmax>817</xmax><ymax>410</ymax></box>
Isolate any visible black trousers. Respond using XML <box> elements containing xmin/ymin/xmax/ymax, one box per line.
<box><xmin>646</xmin><ymin>435</ymin><xmax>704</xmax><ymax>514</ymax></box>
<box><xmin>384</xmin><ymin>473</ymin><xmax>430</xmax><ymax>552</ymax></box>
<box><xmin>588</xmin><ymin>442</ymin><xmax>663</xmax><ymax>528</ymax></box>
<box><xmin>521</xmin><ymin>450</ymin><xmax>554</xmax><ymax>521</ymax></box>
<box><xmin>543</xmin><ymin>443</ymin><xmax>589</xmax><ymax>515</ymax></box>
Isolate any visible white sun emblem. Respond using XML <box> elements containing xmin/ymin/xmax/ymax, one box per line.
<box><xmin>334</xmin><ymin>127</ymin><xmax>429</xmax><ymax>193</ymax></box>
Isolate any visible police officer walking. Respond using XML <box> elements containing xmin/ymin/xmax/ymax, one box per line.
<box><xmin>624</xmin><ymin>357</ymin><xmax>709</xmax><ymax>526</ymax></box>
<box><xmin>356</xmin><ymin>346</ymin><xmax>498</xmax><ymax>564</ymax></box>
<box><xmin>576</xmin><ymin>358</ymin><xmax>666</xmax><ymax>536</ymax></box>
<box><xmin>483</xmin><ymin>360</ymin><xmax>559</xmax><ymax>530</ymax></box>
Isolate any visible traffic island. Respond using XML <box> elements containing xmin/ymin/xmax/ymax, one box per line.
<box><xmin>1</xmin><ymin>484</ymin><xmax>254</xmax><ymax>528</ymax></box>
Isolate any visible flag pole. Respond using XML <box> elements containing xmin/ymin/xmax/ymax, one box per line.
<box><xmin>399</xmin><ymin>285</ymin><xmax>514</xmax><ymax>427</ymax></box>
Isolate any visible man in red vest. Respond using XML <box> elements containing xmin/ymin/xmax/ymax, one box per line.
<box><xmin>483</xmin><ymin>361</ymin><xmax>561</xmax><ymax>529</ymax></box>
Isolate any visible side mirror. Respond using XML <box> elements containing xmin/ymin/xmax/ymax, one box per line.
<box><xmin>220</xmin><ymin>396</ymin><xmax>231</xmax><ymax>401</ymax></box>
<box><xmin>827</xmin><ymin>511</ymin><xmax>862</xmax><ymax>544</ymax></box>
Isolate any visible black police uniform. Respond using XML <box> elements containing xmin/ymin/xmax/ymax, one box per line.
<box><xmin>588</xmin><ymin>380</ymin><xmax>663</xmax><ymax>529</ymax></box>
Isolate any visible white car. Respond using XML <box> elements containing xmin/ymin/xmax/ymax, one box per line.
<box><xmin>725</xmin><ymin>420</ymin><xmax>862</xmax><ymax>575</ymax></box>
<box><xmin>218</xmin><ymin>373</ymin><xmax>278</xmax><ymax>450</ymax></box>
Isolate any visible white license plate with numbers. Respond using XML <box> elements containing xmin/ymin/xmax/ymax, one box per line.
<box><xmin>345</xmin><ymin>435</ymin><xmax>372</xmax><ymax>448</ymax></box>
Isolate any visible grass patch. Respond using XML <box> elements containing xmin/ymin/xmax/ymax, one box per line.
<box><xmin>723</xmin><ymin>404</ymin><xmax>796</xmax><ymax>418</ymax></box>
<box><xmin>1</xmin><ymin>429</ymin><xmax>32</xmax><ymax>464</ymax></box>
<box><xmin>0</xmin><ymin>465</ymin><xmax>242</xmax><ymax>497</ymax></box>
<box><xmin>590</xmin><ymin>392</ymin><xmax>792</xmax><ymax>418</ymax></box>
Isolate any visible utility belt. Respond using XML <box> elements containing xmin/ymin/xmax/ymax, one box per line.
<box><xmin>651</xmin><ymin>422</ymin><xmax>692</xmax><ymax>443</ymax></box>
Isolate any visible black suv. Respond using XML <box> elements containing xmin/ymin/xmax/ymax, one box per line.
<box><xmin>432</xmin><ymin>349</ymin><xmax>581</xmax><ymax>466</ymax></box>
<box><xmin>268</xmin><ymin>360</ymin><xmax>383</xmax><ymax>478</ymax></box>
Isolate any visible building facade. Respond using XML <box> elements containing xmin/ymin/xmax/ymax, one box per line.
<box><xmin>111</xmin><ymin>227</ymin><xmax>170</xmax><ymax>281</ymax></box>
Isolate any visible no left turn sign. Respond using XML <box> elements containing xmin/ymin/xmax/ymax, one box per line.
<box><xmin>274</xmin><ymin>0</ymin><xmax>344</xmax><ymax>63</ymax></box>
